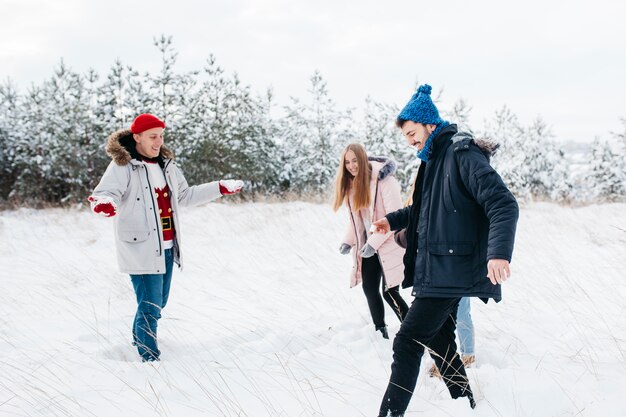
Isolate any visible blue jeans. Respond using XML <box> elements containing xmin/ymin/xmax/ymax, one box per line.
<box><xmin>456</xmin><ymin>297</ymin><xmax>475</xmax><ymax>356</ymax></box>
<box><xmin>130</xmin><ymin>248</ymin><xmax>174</xmax><ymax>361</ymax></box>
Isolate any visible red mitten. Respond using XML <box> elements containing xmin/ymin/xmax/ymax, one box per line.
<box><xmin>219</xmin><ymin>180</ymin><xmax>244</xmax><ymax>195</ymax></box>
<box><xmin>88</xmin><ymin>196</ymin><xmax>117</xmax><ymax>217</ymax></box>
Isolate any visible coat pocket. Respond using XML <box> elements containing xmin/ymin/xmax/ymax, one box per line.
<box><xmin>428</xmin><ymin>241</ymin><xmax>477</xmax><ymax>288</ymax></box>
<box><xmin>119</xmin><ymin>228</ymin><xmax>150</xmax><ymax>243</ymax></box>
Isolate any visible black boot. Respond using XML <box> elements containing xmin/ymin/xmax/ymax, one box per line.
<box><xmin>376</xmin><ymin>325</ymin><xmax>389</xmax><ymax>339</ymax></box>
<box><xmin>378</xmin><ymin>411</ymin><xmax>404</xmax><ymax>417</ymax></box>
<box><xmin>467</xmin><ymin>391</ymin><xmax>476</xmax><ymax>409</ymax></box>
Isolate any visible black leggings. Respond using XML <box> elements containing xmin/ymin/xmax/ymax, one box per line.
<box><xmin>361</xmin><ymin>255</ymin><xmax>409</xmax><ymax>327</ymax></box>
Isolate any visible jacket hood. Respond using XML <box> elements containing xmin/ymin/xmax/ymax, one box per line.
<box><xmin>452</xmin><ymin>131</ymin><xmax>500</xmax><ymax>158</ymax></box>
<box><xmin>368</xmin><ymin>156</ymin><xmax>397</xmax><ymax>181</ymax></box>
<box><xmin>106</xmin><ymin>128</ymin><xmax>174</xmax><ymax>166</ymax></box>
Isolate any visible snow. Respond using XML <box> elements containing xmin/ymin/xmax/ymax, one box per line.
<box><xmin>1</xmin><ymin>202</ymin><xmax>625</xmax><ymax>417</ymax></box>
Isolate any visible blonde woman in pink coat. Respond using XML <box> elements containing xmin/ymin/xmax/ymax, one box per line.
<box><xmin>333</xmin><ymin>143</ymin><xmax>409</xmax><ymax>339</ymax></box>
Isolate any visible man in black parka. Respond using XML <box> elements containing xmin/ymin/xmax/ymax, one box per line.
<box><xmin>374</xmin><ymin>84</ymin><xmax>519</xmax><ymax>416</ymax></box>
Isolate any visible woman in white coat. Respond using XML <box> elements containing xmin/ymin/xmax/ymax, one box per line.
<box><xmin>333</xmin><ymin>143</ymin><xmax>409</xmax><ymax>339</ymax></box>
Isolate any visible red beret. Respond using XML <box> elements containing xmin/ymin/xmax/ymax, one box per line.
<box><xmin>130</xmin><ymin>114</ymin><xmax>166</xmax><ymax>134</ymax></box>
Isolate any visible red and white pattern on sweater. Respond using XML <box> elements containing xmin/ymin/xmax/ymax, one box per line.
<box><xmin>145</xmin><ymin>160</ymin><xmax>175</xmax><ymax>249</ymax></box>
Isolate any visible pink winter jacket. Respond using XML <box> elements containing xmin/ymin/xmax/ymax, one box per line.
<box><xmin>342</xmin><ymin>157</ymin><xmax>406</xmax><ymax>289</ymax></box>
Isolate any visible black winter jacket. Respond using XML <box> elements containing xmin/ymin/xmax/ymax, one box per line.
<box><xmin>386</xmin><ymin>124</ymin><xmax>519</xmax><ymax>301</ymax></box>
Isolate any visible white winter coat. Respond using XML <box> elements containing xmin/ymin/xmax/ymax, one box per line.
<box><xmin>91</xmin><ymin>129</ymin><xmax>222</xmax><ymax>274</ymax></box>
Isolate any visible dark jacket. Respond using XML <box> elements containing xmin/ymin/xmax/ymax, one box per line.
<box><xmin>386</xmin><ymin>124</ymin><xmax>519</xmax><ymax>301</ymax></box>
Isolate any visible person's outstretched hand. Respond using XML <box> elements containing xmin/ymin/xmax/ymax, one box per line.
<box><xmin>88</xmin><ymin>196</ymin><xmax>117</xmax><ymax>217</ymax></box>
<box><xmin>371</xmin><ymin>217</ymin><xmax>390</xmax><ymax>234</ymax></box>
<box><xmin>219</xmin><ymin>180</ymin><xmax>244</xmax><ymax>195</ymax></box>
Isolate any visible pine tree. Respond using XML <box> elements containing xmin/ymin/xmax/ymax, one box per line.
<box><xmin>362</xmin><ymin>96</ymin><xmax>416</xmax><ymax>191</ymax></box>
<box><xmin>149</xmin><ymin>35</ymin><xmax>180</xmax><ymax>123</ymax></box>
<box><xmin>96</xmin><ymin>59</ymin><xmax>146</xmax><ymax>132</ymax></box>
<box><xmin>10</xmin><ymin>61</ymin><xmax>106</xmax><ymax>203</ymax></box>
<box><xmin>522</xmin><ymin>117</ymin><xmax>572</xmax><ymax>200</ymax></box>
<box><xmin>0</xmin><ymin>80</ymin><xmax>19</xmax><ymax>201</ymax></box>
<box><xmin>483</xmin><ymin>106</ymin><xmax>530</xmax><ymax>201</ymax></box>
<box><xmin>441</xmin><ymin>97</ymin><xmax>473</xmax><ymax>133</ymax></box>
<box><xmin>278</xmin><ymin>71</ymin><xmax>356</xmax><ymax>196</ymax></box>
<box><xmin>588</xmin><ymin>137</ymin><xmax>626</xmax><ymax>201</ymax></box>
<box><xmin>173</xmin><ymin>54</ymin><xmax>279</xmax><ymax>194</ymax></box>
<box><xmin>612</xmin><ymin>118</ymin><xmax>626</xmax><ymax>145</ymax></box>
<box><xmin>486</xmin><ymin>110</ymin><xmax>573</xmax><ymax>202</ymax></box>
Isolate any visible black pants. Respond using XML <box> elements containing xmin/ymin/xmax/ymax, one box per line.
<box><xmin>379</xmin><ymin>297</ymin><xmax>472</xmax><ymax>416</ymax></box>
<box><xmin>361</xmin><ymin>255</ymin><xmax>409</xmax><ymax>327</ymax></box>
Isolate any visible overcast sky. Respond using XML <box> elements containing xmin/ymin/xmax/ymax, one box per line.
<box><xmin>2</xmin><ymin>0</ymin><xmax>625</xmax><ymax>142</ymax></box>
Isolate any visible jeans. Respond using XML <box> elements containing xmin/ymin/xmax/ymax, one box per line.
<box><xmin>130</xmin><ymin>248</ymin><xmax>174</xmax><ymax>361</ymax></box>
<box><xmin>456</xmin><ymin>297</ymin><xmax>475</xmax><ymax>356</ymax></box>
<box><xmin>379</xmin><ymin>297</ymin><xmax>472</xmax><ymax>416</ymax></box>
<box><xmin>361</xmin><ymin>255</ymin><xmax>409</xmax><ymax>327</ymax></box>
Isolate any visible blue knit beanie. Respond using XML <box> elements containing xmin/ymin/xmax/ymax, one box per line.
<box><xmin>397</xmin><ymin>84</ymin><xmax>443</xmax><ymax>125</ymax></box>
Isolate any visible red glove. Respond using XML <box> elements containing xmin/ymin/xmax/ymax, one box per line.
<box><xmin>219</xmin><ymin>180</ymin><xmax>244</xmax><ymax>195</ymax></box>
<box><xmin>88</xmin><ymin>196</ymin><xmax>117</xmax><ymax>217</ymax></box>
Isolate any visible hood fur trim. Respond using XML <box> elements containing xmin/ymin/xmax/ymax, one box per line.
<box><xmin>452</xmin><ymin>131</ymin><xmax>500</xmax><ymax>158</ymax></box>
<box><xmin>474</xmin><ymin>137</ymin><xmax>500</xmax><ymax>157</ymax></box>
<box><xmin>106</xmin><ymin>128</ymin><xmax>174</xmax><ymax>165</ymax></box>
<box><xmin>368</xmin><ymin>156</ymin><xmax>397</xmax><ymax>180</ymax></box>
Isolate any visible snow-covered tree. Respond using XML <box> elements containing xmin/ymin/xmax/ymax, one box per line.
<box><xmin>441</xmin><ymin>97</ymin><xmax>473</xmax><ymax>133</ymax></box>
<box><xmin>612</xmin><ymin>118</ymin><xmax>626</xmax><ymax>144</ymax></box>
<box><xmin>522</xmin><ymin>117</ymin><xmax>572</xmax><ymax>201</ymax></box>
<box><xmin>0</xmin><ymin>35</ymin><xmax>620</xmax><ymax>206</ymax></box>
<box><xmin>482</xmin><ymin>106</ymin><xmax>529</xmax><ymax>200</ymax></box>
<box><xmin>10</xmin><ymin>61</ymin><xmax>106</xmax><ymax>204</ymax></box>
<box><xmin>588</xmin><ymin>137</ymin><xmax>626</xmax><ymax>201</ymax></box>
<box><xmin>278</xmin><ymin>71</ymin><xmax>356</xmax><ymax>195</ymax></box>
<box><xmin>484</xmin><ymin>107</ymin><xmax>572</xmax><ymax>201</ymax></box>
<box><xmin>96</xmin><ymin>60</ymin><xmax>150</xmax><ymax>132</ymax></box>
<box><xmin>147</xmin><ymin>35</ymin><xmax>184</xmax><ymax>124</ymax></box>
<box><xmin>361</xmin><ymin>97</ymin><xmax>416</xmax><ymax>191</ymax></box>
<box><xmin>0</xmin><ymin>81</ymin><xmax>19</xmax><ymax>201</ymax></box>
<box><xmin>173</xmin><ymin>55</ymin><xmax>280</xmax><ymax>195</ymax></box>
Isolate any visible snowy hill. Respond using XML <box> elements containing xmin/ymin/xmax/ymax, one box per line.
<box><xmin>1</xmin><ymin>202</ymin><xmax>625</xmax><ymax>417</ymax></box>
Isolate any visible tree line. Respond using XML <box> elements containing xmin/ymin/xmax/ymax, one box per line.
<box><xmin>0</xmin><ymin>36</ymin><xmax>624</xmax><ymax>207</ymax></box>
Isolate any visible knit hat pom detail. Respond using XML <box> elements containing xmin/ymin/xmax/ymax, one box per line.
<box><xmin>417</xmin><ymin>84</ymin><xmax>432</xmax><ymax>95</ymax></box>
<box><xmin>397</xmin><ymin>83</ymin><xmax>445</xmax><ymax>126</ymax></box>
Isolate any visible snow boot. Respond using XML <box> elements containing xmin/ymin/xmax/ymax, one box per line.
<box><xmin>467</xmin><ymin>391</ymin><xmax>476</xmax><ymax>409</ymax></box>
<box><xmin>462</xmin><ymin>354</ymin><xmax>476</xmax><ymax>367</ymax></box>
<box><xmin>378</xmin><ymin>411</ymin><xmax>404</xmax><ymax>417</ymax></box>
<box><xmin>376</xmin><ymin>325</ymin><xmax>389</xmax><ymax>339</ymax></box>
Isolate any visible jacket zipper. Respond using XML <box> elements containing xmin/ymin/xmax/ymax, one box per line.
<box><xmin>347</xmin><ymin>199</ymin><xmax>361</xmax><ymax>275</ymax></box>
<box><xmin>162</xmin><ymin>160</ymin><xmax>178</xmax><ymax>258</ymax></box>
<box><xmin>143</xmin><ymin>165</ymin><xmax>162</xmax><ymax>257</ymax></box>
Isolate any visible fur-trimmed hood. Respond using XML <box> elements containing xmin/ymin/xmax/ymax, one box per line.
<box><xmin>451</xmin><ymin>131</ymin><xmax>500</xmax><ymax>159</ymax></box>
<box><xmin>106</xmin><ymin>128</ymin><xmax>175</xmax><ymax>166</ymax></box>
<box><xmin>367</xmin><ymin>156</ymin><xmax>397</xmax><ymax>181</ymax></box>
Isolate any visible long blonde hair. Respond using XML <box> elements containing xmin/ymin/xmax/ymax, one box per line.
<box><xmin>332</xmin><ymin>143</ymin><xmax>372</xmax><ymax>212</ymax></box>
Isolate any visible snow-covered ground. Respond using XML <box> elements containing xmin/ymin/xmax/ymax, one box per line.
<box><xmin>1</xmin><ymin>202</ymin><xmax>625</xmax><ymax>417</ymax></box>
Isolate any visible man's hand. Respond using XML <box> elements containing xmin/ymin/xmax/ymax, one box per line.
<box><xmin>88</xmin><ymin>196</ymin><xmax>117</xmax><ymax>218</ymax></box>
<box><xmin>339</xmin><ymin>243</ymin><xmax>352</xmax><ymax>255</ymax></box>
<box><xmin>359</xmin><ymin>244</ymin><xmax>376</xmax><ymax>258</ymax></box>
<box><xmin>487</xmin><ymin>259</ymin><xmax>511</xmax><ymax>285</ymax></box>
<box><xmin>371</xmin><ymin>217</ymin><xmax>390</xmax><ymax>234</ymax></box>
<box><xmin>219</xmin><ymin>180</ymin><xmax>244</xmax><ymax>195</ymax></box>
